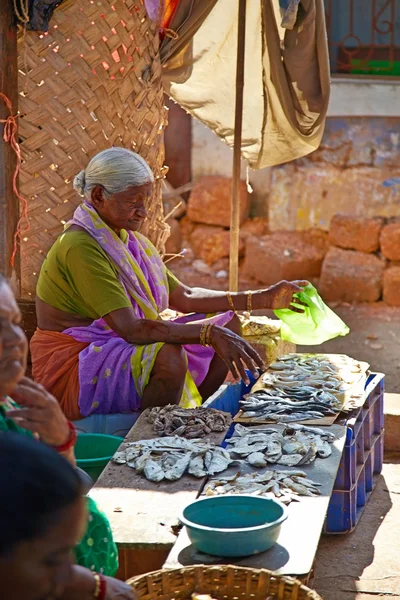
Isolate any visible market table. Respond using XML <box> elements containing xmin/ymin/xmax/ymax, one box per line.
<box><xmin>163</xmin><ymin>423</ymin><xmax>347</xmax><ymax>583</ymax></box>
<box><xmin>89</xmin><ymin>409</ymin><xmax>231</xmax><ymax>580</ymax></box>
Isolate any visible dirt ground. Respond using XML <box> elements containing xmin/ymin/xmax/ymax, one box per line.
<box><xmin>313</xmin><ymin>456</ymin><xmax>400</xmax><ymax>600</ymax></box>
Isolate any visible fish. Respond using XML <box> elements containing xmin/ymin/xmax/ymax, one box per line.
<box><xmin>277</xmin><ymin>453</ymin><xmax>303</xmax><ymax>466</ymax></box>
<box><xmin>164</xmin><ymin>453</ymin><xmax>192</xmax><ymax>481</ymax></box>
<box><xmin>207</xmin><ymin>447</ymin><xmax>232</xmax><ymax>475</ymax></box>
<box><xmin>248</xmin><ymin>452</ymin><xmax>268</xmax><ymax>467</ymax></box>
<box><xmin>147</xmin><ymin>405</ymin><xmax>230</xmax><ymax>438</ymax></box>
<box><xmin>188</xmin><ymin>455</ymin><xmax>207</xmax><ymax>478</ymax></box>
<box><xmin>143</xmin><ymin>458</ymin><xmax>165</xmax><ymax>482</ymax></box>
<box><xmin>113</xmin><ymin>451</ymin><xmax>127</xmax><ymax>464</ymax></box>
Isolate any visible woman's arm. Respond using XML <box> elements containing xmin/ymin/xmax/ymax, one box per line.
<box><xmin>103</xmin><ymin>311</ymin><xmax>263</xmax><ymax>382</ymax></box>
<box><xmin>168</xmin><ymin>280</ymin><xmax>308</xmax><ymax>315</ymax></box>
<box><xmin>60</xmin><ymin>565</ymin><xmax>134</xmax><ymax>599</ymax></box>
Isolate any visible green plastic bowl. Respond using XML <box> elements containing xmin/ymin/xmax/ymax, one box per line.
<box><xmin>180</xmin><ymin>495</ymin><xmax>288</xmax><ymax>557</ymax></box>
<box><xmin>75</xmin><ymin>433</ymin><xmax>124</xmax><ymax>483</ymax></box>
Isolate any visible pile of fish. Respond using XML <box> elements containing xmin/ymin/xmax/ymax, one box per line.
<box><xmin>205</xmin><ymin>469</ymin><xmax>321</xmax><ymax>504</ymax></box>
<box><xmin>113</xmin><ymin>436</ymin><xmax>232</xmax><ymax>482</ymax></box>
<box><xmin>147</xmin><ymin>405</ymin><xmax>230</xmax><ymax>438</ymax></box>
<box><xmin>238</xmin><ymin>354</ymin><xmax>350</xmax><ymax>423</ymax></box>
<box><xmin>226</xmin><ymin>423</ymin><xmax>336</xmax><ymax>467</ymax></box>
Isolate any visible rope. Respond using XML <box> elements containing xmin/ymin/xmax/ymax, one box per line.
<box><xmin>0</xmin><ymin>91</ymin><xmax>30</xmax><ymax>268</ymax></box>
<box><xmin>12</xmin><ymin>0</ymin><xmax>30</xmax><ymax>24</ymax></box>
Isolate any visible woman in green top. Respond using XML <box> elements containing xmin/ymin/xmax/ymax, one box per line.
<box><xmin>31</xmin><ymin>147</ymin><xmax>305</xmax><ymax>420</ymax></box>
<box><xmin>0</xmin><ymin>275</ymin><xmax>133</xmax><ymax>599</ymax></box>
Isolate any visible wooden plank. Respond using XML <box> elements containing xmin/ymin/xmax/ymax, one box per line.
<box><xmin>0</xmin><ymin>1</ymin><xmax>20</xmax><ymax>290</ymax></box>
<box><xmin>89</xmin><ymin>409</ymin><xmax>231</xmax><ymax>551</ymax></box>
<box><xmin>164</xmin><ymin>423</ymin><xmax>346</xmax><ymax>578</ymax></box>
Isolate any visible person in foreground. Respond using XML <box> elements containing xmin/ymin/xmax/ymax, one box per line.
<box><xmin>0</xmin><ymin>276</ymin><xmax>133</xmax><ymax>599</ymax></box>
<box><xmin>31</xmin><ymin>147</ymin><xmax>307</xmax><ymax>420</ymax></box>
<box><xmin>0</xmin><ymin>434</ymin><xmax>134</xmax><ymax>600</ymax></box>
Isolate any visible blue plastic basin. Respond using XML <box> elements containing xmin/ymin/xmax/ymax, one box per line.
<box><xmin>180</xmin><ymin>495</ymin><xmax>288</xmax><ymax>557</ymax></box>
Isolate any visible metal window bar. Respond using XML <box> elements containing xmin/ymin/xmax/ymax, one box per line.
<box><xmin>324</xmin><ymin>0</ymin><xmax>400</xmax><ymax>76</ymax></box>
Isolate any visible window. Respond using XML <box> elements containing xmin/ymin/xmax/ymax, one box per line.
<box><xmin>325</xmin><ymin>0</ymin><xmax>400</xmax><ymax>76</ymax></box>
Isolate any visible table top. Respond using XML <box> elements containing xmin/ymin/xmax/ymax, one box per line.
<box><xmin>163</xmin><ymin>423</ymin><xmax>347</xmax><ymax>577</ymax></box>
<box><xmin>89</xmin><ymin>409</ymin><xmax>231</xmax><ymax>549</ymax></box>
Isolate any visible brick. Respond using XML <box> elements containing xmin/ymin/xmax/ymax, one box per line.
<box><xmin>380</xmin><ymin>221</ymin><xmax>400</xmax><ymax>260</ymax></box>
<box><xmin>240</xmin><ymin>217</ymin><xmax>269</xmax><ymax>240</ymax></box>
<box><xmin>188</xmin><ymin>176</ymin><xmax>250</xmax><ymax>227</ymax></box>
<box><xmin>243</xmin><ymin>231</ymin><xmax>328</xmax><ymax>286</ymax></box>
<box><xmin>383</xmin><ymin>266</ymin><xmax>400</xmax><ymax>306</ymax></box>
<box><xmin>190</xmin><ymin>224</ymin><xmax>245</xmax><ymax>266</ymax></box>
<box><xmin>165</xmin><ymin>218</ymin><xmax>182</xmax><ymax>256</ymax></box>
<box><xmin>179</xmin><ymin>216</ymin><xmax>195</xmax><ymax>240</ymax></box>
<box><xmin>319</xmin><ymin>247</ymin><xmax>385</xmax><ymax>303</ymax></box>
<box><xmin>329</xmin><ymin>214</ymin><xmax>384</xmax><ymax>253</ymax></box>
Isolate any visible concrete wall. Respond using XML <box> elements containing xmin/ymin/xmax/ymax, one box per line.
<box><xmin>191</xmin><ymin>80</ymin><xmax>400</xmax><ymax>229</ymax></box>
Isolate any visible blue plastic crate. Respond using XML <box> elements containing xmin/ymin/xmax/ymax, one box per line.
<box><xmin>325</xmin><ymin>484</ymin><xmax>357</xmax><ymax>534</ymax></box>
<box><xmin>333</xmin><ymin>436</ymin><xmax>357</xmax><ymax>491</ymax></box>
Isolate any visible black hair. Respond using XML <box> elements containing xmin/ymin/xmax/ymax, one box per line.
<box><xmin>0</xmin><ymin>433</ymin><xmax>83</xmax><ymax>555</ymax></box>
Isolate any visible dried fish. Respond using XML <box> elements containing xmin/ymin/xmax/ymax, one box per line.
<box><xmin>204</xmin><ymin>468</ymin><xmax>322</xmax><ymax>504</ymax></box>
<box><xmin>113</xmin><ymin>436</ymin><xmax>232</xmax><ymax>482</ymax></box>
<box><xmin>147</xmin><ymin>405</ymin><xmax>230</xmax><ymax>438</ymax></box>
<box><xmin>227</xmin><ymin>423</ymin><xmax>336</xmax><ymax>467</ymax></box>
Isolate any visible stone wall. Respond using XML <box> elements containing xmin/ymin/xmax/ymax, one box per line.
<box><xmin>269</xmin><ymin>117</ymin><xmax>400</xmax><ymax>231</ymax></box>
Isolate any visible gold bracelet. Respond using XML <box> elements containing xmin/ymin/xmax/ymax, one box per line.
<box><xmin>206</xmin><ymin>323</ymin><xmax>214</xmax><ymax>346</ymax></box>
<box><xmin>93</xmin><ymin>573</ymin><xmax>101</xmax><ymax>598</ymax></box>
<box><xmin>226</xmin><ymin>291</ymin><xmax>236</xmax><ymax>312</ymax></box>
<box><xmin>200</xmin><ymin>323</ymin><xmax>208</xmax><ymax>346</ymax></box>
<box><xmin>246</xmin><ymin>290</ymin><xmax>252</xmax><ymax>314</ymax></box>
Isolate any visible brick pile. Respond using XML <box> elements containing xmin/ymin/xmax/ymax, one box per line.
<box><xmin>319</xmin><ymin>214</ymin><xmax>400</xmax><ymax>305</ymax></box>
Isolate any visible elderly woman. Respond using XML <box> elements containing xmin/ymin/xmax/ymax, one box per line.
<box><xmin>0</xmin><ymin>275</ymin><xmax>133</xmax><ymax>598</ymax></box>
<box><xmin>31</xmin><ymin>147</ymin><xmax>306</xmax><ymax>420</ymax></box>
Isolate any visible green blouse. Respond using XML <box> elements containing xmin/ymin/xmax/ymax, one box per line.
<box><xmin>0</xmin><ymin>399</ymin><xmax>118</xmax><ymax>576</ymax></box>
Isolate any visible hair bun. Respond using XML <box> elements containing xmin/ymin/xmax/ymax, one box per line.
<box><xmin>73</xmin><ymin>169</ymin><xmax>86</xmax><ymax>196</ymax></box>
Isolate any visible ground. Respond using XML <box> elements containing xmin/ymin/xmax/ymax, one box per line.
<box><xmin>313</xmin><ymin>456</ymin><xmax>400</xmax><ymax>600</ymax></box>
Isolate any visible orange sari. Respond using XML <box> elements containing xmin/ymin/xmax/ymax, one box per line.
<box><xmin>30</xmin><ymin>329</ymin><xmax>89</xmax><ymax>421</ymax></box>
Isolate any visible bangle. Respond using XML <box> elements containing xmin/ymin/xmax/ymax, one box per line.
<box><xmin>52</xmin><ymin>420</ymin><xmax>77</xmax><ymax>453</ymax></box>
<box><xmin>93</xmin><ymin>573</ymin><xmax>107</xmax><ymax>599</ymax></box>
<box><xmin>226</xmin><ymin>291</ymin><xmax>236</xmax><ymax>312</ymax></box>
<box><xmin>246</xmin><ymin>291</ymin><xmax>253</xmax><ymax>314</ymax></box>
<box><xmin>200</xmin><ymin>323</ymin><xmax>208</xmax><ymax>346</ymax></box>
<box><xmin>206</xmin><ymin>323</ymin><xmax>214</xmax><ymax>346</ymax></box>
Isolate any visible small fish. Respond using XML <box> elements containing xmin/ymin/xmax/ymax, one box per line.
<box><xmin>113</xmin><ymin>451</ymin><xmax>127</xmax><ymax>464</ymax></box>
<box><xmin>207</xmin><ymin>447</ymin><xmax>232</xmax><ymax>475</ymax></box>
<box><xmin>188</xmin><ymin>455</ymin><xmax>207</xmax><ymax>478</ymax></box>
<box><xmin>144</xmin><ymin>458</ymin><xmax>165</xmax><ymax>482</ymax></box>
<box><xmin>248</xmin><ymin>452</ymin><xmax>268</xmax><ymax>467</ymax></box>
<box><xmin>277</xmin><ymin>453</ymin><xmax>303</xmax><ymax>466</ymax></box>
<box><xmin>164</xmin><ymin>453</ymin><xmax>192</xmax><ymax>481</ymax></box>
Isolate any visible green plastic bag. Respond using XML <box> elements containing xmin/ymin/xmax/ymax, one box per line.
<box><xmin>273</xmin><ymin>283</ymin><xmax>350</xmax><ymax>345</ymax></box>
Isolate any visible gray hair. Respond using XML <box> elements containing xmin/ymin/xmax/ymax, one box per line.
<box><xmin>73</xmin><ymin>147</ymin><xmax>154</xmax><ymax>199</ymax></box>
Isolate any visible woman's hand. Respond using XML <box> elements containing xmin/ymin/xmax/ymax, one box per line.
<box><xmin>209</xmin><ymin>326</ymin><xmax>264</xmax><ymax>384</ymax></box>
<box><xmin>258</xmin><ymin>280</ymin><xmax>309</xmax><ymax>312</ymax></box>
<box><xmin>7</xmin><ymin>377</ymin><xmax>70</xmax><ymax>447</ymax></box>
<box><xmin>104</xmin><ymin>576</ymin><xmax>136</xmax><ymax>599</ymax></box>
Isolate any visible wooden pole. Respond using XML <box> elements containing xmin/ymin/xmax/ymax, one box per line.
<box><xmin>229</xmin><ymin>0</ymin><xmax>247</xmax><ymax>292</ymax></box>
<box><xmin>0</xmin><ymin>0</ymin><xmax>20</xmax><ymax>292</ymax></box>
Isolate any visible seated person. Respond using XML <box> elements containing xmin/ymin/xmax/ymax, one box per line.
<box><xmin>0</xmin><ymin>433</ymin><xmax>133</xmax><ymax>600</ymax></box>
<box><xmin>31</xmin><ymin>147</ymin><xmax>306</xmax><ymax>420</ymax></box>
<box><xmin>0</xmin><ymin>275</ymin><xmax>132</xmax><ymax>597</ymax></box>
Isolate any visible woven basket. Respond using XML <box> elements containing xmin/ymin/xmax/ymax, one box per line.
<box><xmin>128</xmin><ymin>565</ymin><xmax>322</xmax><ymax>600</ymax></box>
<box><xmin>17</xmin><ymin>0</ymin><xmax>168</xmax><ymax>297</ymax></box>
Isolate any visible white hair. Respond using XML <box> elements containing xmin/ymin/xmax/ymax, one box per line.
<box><xmin>73</xmin><ymin>147</ymin><xmax>154</xmax><ymax>199</ymax></box>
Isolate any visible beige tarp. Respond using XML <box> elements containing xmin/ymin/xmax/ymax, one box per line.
<box><xmin>161</xmin><ymin>0</ymin><xmax>330</xmax><ymax>169</ymax></box>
